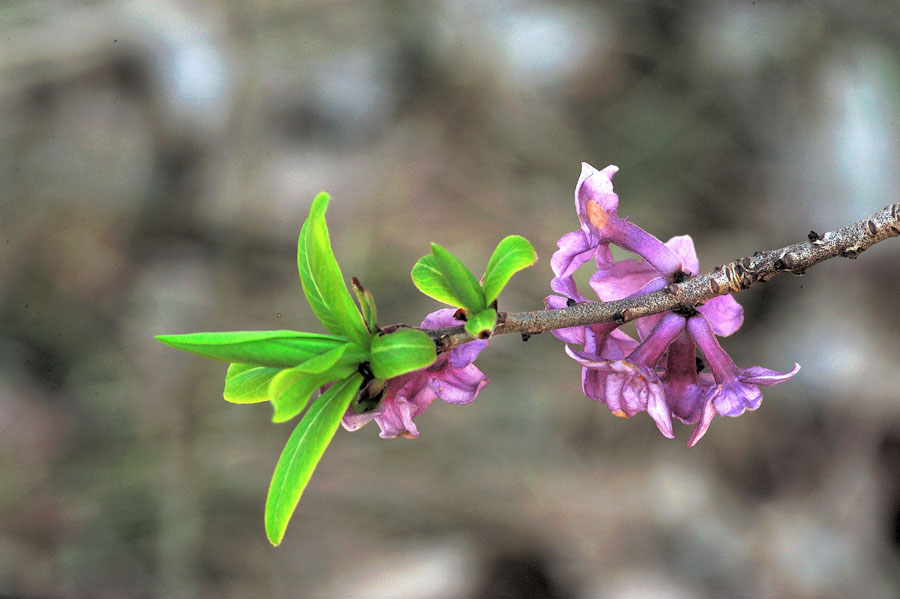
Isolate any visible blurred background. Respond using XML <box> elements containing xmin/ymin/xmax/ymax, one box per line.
<box><xmin>2</xmin><ymin>1</ymin><xmax>900</xmax><ymax>597</ymax></box>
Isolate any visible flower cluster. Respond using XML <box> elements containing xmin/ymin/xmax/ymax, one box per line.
<box><xmin>547</xmin><ymin>163</ymin><xmax>799</xmax><ymax>446</ymax></box>
<box><xmin>341</xmin><ymin>310</ymin><xmax>489</xmax><ymax>438</ymax></box>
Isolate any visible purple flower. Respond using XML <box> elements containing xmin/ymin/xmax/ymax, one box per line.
<box><xmin>544</xmin><ymin>293</ymin><xmax>638</xmax><ymax>358</ymax></box>
<box><xmin>566</xmin><ymin>312</ymin><xmax>688</xmax><ymax>438</ymax></box>
<box><xmin>662</xmin><ymin>327</ymin><xmax>714</xmax><ymax>428</ymax></box>
<box><xmin>682</xmin><ymin>314</ymin><xmax>800</xmax><ymax>446</ymax></box>
<box><xmin>565</xmin><ymin>310</ymin><xmax>799</xmax><ymax>446</ymax></box>
<box><xmin>545</xmin><ymin>275</ymin><xmax>674</xmax><ymax>381</ymax></box>
<box><xmin>551</xmin><ymin>163</ymin><xmax>684</xmax><ymax>299</ymax></box>
<box><xmin>548</xmin><ymin>162</ymin><xmax>798</xmax><ymax>445</ymax></box>
<box><xmin>590</xmin><ymin>234</ymin><xmax>744</xmax><ymax>339</ymax></box>
<box><xmin>341</xmin><ymin>309</ymin><xmax>489</xmax><ymax>439</ymax></box>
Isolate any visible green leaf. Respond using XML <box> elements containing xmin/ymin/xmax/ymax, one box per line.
<box><xmin>156</xmin><ymin>330</ymin><xmax>352</xmax><ymax>368</ymax></box>
<box><xmin>369</xmin><ymin>328</ymin><xmax>437</xmax><ymax>379</ymax></box>
<box><xmin>411</xmin><ymin>254</ymin><xmax>466</xmax><ymax>307</ymax></box>
<box><xmin>297</xmin><ymin>193</ymin><xmax>370</xmax><ymax>345</ymax></box>
<box><xmin>269</xmin><ymin>369</ymin><xmax>319</xmax><ymax>423</ymax></box>
<box><xmin>268</xmin><ymin>362</ymin><xmax>356</xmax><ymax>423</ymax></box>
<box><xmin>429</xmin><ymin>243</ymin><xmax>485</xmax><ymax>312</ymax></box>
<box><xmin>351</xmin><ymin>277</ymin><xmax>378</xmax><ymax>334</ymax></box>
<box><xmin>224</xmin><ymin>363</ymin><xmax>282</xmax><ymax>404</ymax></box>
<box><xmin>464</xmin><ymin>308</ymin><xmax>497</xmax><ymax>339</ymax></box>
<box><xmin>269</xmin><ymin>342</ymin><xmax>365</xmax><ymax>422</ymax></box>
<box><xmin>265</xmin><ymin>373</ymin><xmax>361</xmax><ymax>546</ymax></box>
<box><xmin>481</xmin><ymin>235</ymin><xmax>537</xmax><ymax>305</ymax></box>
<box><xmin>293</xmin><ymin>342</ymin><xmax>366</xmax><ymax>374</ymax></box>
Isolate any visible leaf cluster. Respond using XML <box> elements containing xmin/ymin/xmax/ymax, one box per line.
<box><xmin>157</xmin><ymin>192</ymin><xmax>537</xmax><ymax>546</ymax></box>
<box><xmin>411</xmin><ymin>235</ymin><xmax>536</xmax><ymax>338</ymax></box>
<box><xmin>158</xmin><ymin>193</ymin><xmax>434</xmax><ymax>545</ymax></box>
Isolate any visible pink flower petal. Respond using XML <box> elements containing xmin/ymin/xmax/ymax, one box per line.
<box><xmin>664</xmin><ymin>235</ymin><xmax>699</xmax><ymax>276</ymax></box>
<box><xmin>430</xmin><ymin>363</ymin><xmax>488</xmax><ymax>405</ymax></box>
<box><xmin>741</xmin><ymin>363</ymin><xmax>801</xmax><ymax>385</ymax></box>
<box><xmin>589</xmin><ymin>259</ymin><xmax>659</xmax><ymax>301</ymax></box>
<box><xmin>551</xmin><ymin>231</ymin><xmax>594</xmax><ymax>280</ymax></box>
<box><xmin>687</xmin><ymin>398</ymin><xmax>717</xmax><ymax>447</ymax></box>
<box><xmin>544</xmin><ymin>295</ymin><xmax>585</xmax><ymax>345</ymax></box>
<box><xmin>697</xmin><ymin>295</ymin><xmax>744</xmax><ymax>338</ymax></box>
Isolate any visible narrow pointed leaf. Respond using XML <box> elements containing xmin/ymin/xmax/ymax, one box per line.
<box><xmin>369</xmin><ymin>328</ymin><xmax>437</xmax><ymax>379</ymax></box>
<box><xmin>293</xmin><ymin>342</ymin><xmax>366</xmax><ymax>374</ymax></box>
<box><xmin>268</xmin><ymin>370</ymin><xmax>324</xmax><ymax>423</ymax></box>
<box><xmin>430</xmin><ymin>243</ymin><xmax>485</xmax><ymax>312</ymax></box>
<box><xmin>351</xmin><ymin>277</ymin><xmax>378</xmax><ymax>334</ymax></box>
<box><xmin>268</xmin><ymin>361</ymin><xmax>356</xmax><ymax>423</ymax></box>
<box><xmin>297</xmin><ymin>193</ymin><xmax>370</xmax><ymax>345</ymax></box>
<box><xmin>464</xmin><ymin>308</ymin><xmax>497</xmax><ymax>339</ymax></box>
<box><xmin>265</xmin><ymin>374</ymin><xmax>362</xmax><ymax>546</ymax></box>
<box><xmin>481</xmin><ymin>235</ymin><xmax>537</xmax><ymax>305</ymax></box>
<box><xmin>224</xmin><ymin>363</ymin><xmax>281</xmax><ymax>403</ymax></box>
<box><xmin>411</xmin><ymin>254</ymin><xmax>466</xmax><ymax>307</ymax></box>
<box><xmin>156</xmin><ymin>330</ymin><xmax>350</xmax><ymax>368</ymax></box>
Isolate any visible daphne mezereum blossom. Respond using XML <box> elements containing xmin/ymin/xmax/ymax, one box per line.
<box><xmin>550</xmin><ymin>162</ymin><xmax>685</xmax><ymax>300</ymax></box>
<box><xmin>341</xmin><ymin>309</ymin><xmax>489</xmax><ymax>439</ymax></box>
<box><xmin>549</xmin><ymin>160</ymin><xmax>798</xmax><ymax>444</ymax></box>
<box><xmin>546</xmin><ymin>269</ymin><xmax>669</xmax><ymax>402</ymax></box>
<box><xmin>683</xmin><ymin>313</ymin><xmax>800</xmax><ymax>446</ymax></box>
<box><xmin>662</xmin><ymin>326</ymin><xmax>716</xmax><ymax>442</ymax></box>
<box><xmin>589</xmin><ymin>233</ymin><xmax>744</xmax><ymax>339</ymax></box>
<box><xmin>544</xmin><ymin>293</ymin><xmax>637</xmax><ymax>358</ymax></box>
<box><xmin>566</xmin><ymin>310</ymin><xmax>799</xmax><ymax>445</ymax></box>
<box><xmin>545</xmin><ymin>273</ymin><xmax>672</xmax><ymax>366</ymax></box>
<box><xmin>566</xmin><ymin>312</ymin><xmax>687</xmax><ymax>438</ymax></box>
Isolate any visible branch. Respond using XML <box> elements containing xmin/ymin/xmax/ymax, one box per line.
<box><xmin>424</xmin><ymin>203</ymin><xmax>900</xmax><ymax>351</ymax></box>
